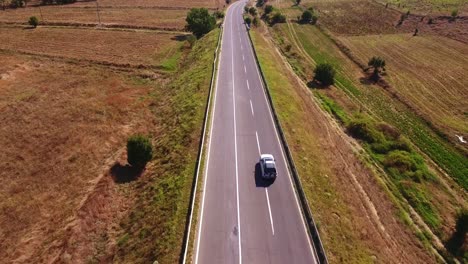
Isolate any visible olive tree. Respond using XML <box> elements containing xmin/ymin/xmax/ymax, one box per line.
<box><xmin>368</xmin><ymin>56</ymin><xmax>386</xmax><ymax>81</ymax></box>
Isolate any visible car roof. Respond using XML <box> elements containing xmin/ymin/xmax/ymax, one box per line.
<box><xmin>261</xmin><ymin>154</ymin><xmax>274</xmax><ymax>160</ymax></box>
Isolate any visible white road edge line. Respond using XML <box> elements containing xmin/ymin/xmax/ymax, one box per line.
<box><xmin>245</xmin><ymin>23</ymin><xmax>317</xmax><ymax>259</ymax></box>
<box><xmin>242</xmin><ymin>54</ymin><xmax>245</xmax><ymax>61</ymax></box>
<box><xmin>244</xmin><ymin>65</ymin><xmax>247</xmax><ymax>73</ymax></box>
<box><xmin>232</xmin><ymin>4</ymin><xmax>242</xmax><ymax>264</ymax></box>
<box><xmin>265</xmin><ymin>188</ymin><xmax>275</xmax><ymax>235</ymax></box>
<box><xmin>250</xmin><ymin>100</ymin><xmax>254</xmax><ymax>116</ymax></box>
<box><xmin>246</xmin><ymin>79</ymin><xmax>250</xmax><ymax>90</ymax></box>
<box><xmin>255</xmin><ymin>131</ymin><xmax>261</xmax><ymax>156</ymax></box>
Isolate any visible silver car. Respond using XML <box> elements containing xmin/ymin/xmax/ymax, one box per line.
<box><xmin>259</xmin><ymin>154</ymin><xmax>277</xmax><ymax>180</ymax></box>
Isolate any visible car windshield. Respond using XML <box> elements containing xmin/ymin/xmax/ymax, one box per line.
<box><xmin>265</xmin><ymin>167</ymin><xmax>276</xmax><ymax>174</ymax></box>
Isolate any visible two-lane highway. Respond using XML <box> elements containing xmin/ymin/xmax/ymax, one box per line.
<box><xmin>195</xmin><ymin>1</ymin><xmax>318</xmax><ymax>263</ymax></box>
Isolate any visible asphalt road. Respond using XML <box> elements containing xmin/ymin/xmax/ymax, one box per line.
<box><xmin>194</xmin><ymin>1</ymin><xmax>318</xmax><ymax>263</ymax></box>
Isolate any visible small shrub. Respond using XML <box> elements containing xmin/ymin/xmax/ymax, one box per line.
<box><xmin>213</xmin><ymin>10</ymin><xmax>224</xmax><ymax>19</ymax></box>
<box><xmin>446</xmin><ymin>209</ymin><xmax>468</xmax><ymax>260</ymax></box>
<box><xmin>249</xmin><ymin>7</ymin><xmax>257</xmax><ymax>16</ymax></box>
<box><xmin>451</xmin><ymin>9</ymin><xmax>458</xmax><ymax>18</ymax></box>
<box><xmin>264</xmin><ymin>5</ymin><xmax>274</xmax><ymax>15</ymax></box>
<box><xmin>368</xmin><ymin>56</ymin><xmax>386</xmax><ymax>81</ymax></box>
<box><xmin>300</xmin><ymin>10</ymin><xmax>313</xmax><ymax>24</ymax></box>
<box><xmin>127</xmin><ymin>135</ymin><xmax>153</xmax><ymax>168</ymax></box>
<box><xmin>28</xmin><ymin>16</ymin><xmax>39</xmax><ymax>28</ymax></box>
<box><xmin>244</xmin><ymin>6</ymin><xmax>249</xmax><ymax>13</ymax></box>
<box><xmin>244</xmin><ymin>16</ymin><xmax>252</xmax><ymax>26</ymax></box>
<box><xmin>347</xmin><ymin>117</ymin><xmax>385</xmax><ymax>143</ymax></box>
<box><xmin>271</xmin><ymin>12</ymin><xmax>286</xmax><ymax>24</ymax></box>
<box><xmin>186</xmin><ymin>34</ymin><xmax>197</xmax><ymax>48</ymax></box>
<box><xmin>10</xmin><ymin>0</ymin><xmax>25</xmax><ymax>8</ymax></box>
<box><xmin>285</xmin><ymin>44</ymin><xmax>292</xmax><ymax>52</ymax></box>
<box><xmin>313</xmin><ymin>63</ymin><xmax>335</xmax><ymax>86</ymax></box>
<box><xmin>428</xmin><ymin>18</ymin><xmax>433</xmax><ymax>24</ymax></box>
<box><xmin>256</xmin><ymin>0</ymin><xmax>265</xmax><ymax>7</ymax></box>
<box><xmin>296</xmin><ymin>0</ymin><xmax>301</xmax><ymax>5</ymax></box>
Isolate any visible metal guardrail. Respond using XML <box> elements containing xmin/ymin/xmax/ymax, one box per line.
<box><xmin>245</xmin><ymin>28</ymin><xmax>329</xmax><ymax>264</ymax></box>
<box><xmin>180</xmin><ymin>24</ymin><xmax>224</xmax><ymax>264</ymax></box>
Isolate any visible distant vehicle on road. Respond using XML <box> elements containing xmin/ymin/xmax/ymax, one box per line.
<box><xmin>259</xmin><ymin>154</ymin><xmax>277</xmax><ymax>180</ymax></box>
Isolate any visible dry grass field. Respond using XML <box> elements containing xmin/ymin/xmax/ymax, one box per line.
<box><xmin>0</xmin><ymin>52</ymin><xmax>158</xmax><ymax>263</ymax></box>
<box><xmin>338</xmin><ymin>34</ymin><xmax>468</xmax><ymax>139</ymax></box>
<box><xmin>0</xmin><ymin>27</ymin><xmax>184</xmax><ymax>67</ymax></box>
<box><xmin>376</xmin><ymin>0</ymin><xmax>468</xmax><ymax>15</ymax></box>
<box><xmin>0</xmin><ymin>6</ymin><xmax>188</xmax><ymax>29</ymax></box>
<box><xmin>0</xmin><ymin>0</ymin><xmax>223</xmax><ymax>30</ymax></box>
<box><xmin>0</xmin><ymin>0</ymin><xmax>221</xmax><ymax>263</ymax></box>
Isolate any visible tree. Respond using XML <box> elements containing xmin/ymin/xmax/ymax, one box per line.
<box><xmin>313</xmin><ymin>63</ymin><xmax>335</xmax><ymax>86</ymax></box>
<box><xmin>244</xmin><ymin>6</ymin><xmax>249</xmax><ymax>13</ymax></box>
<box><xmin>127</xmin><ymin>135</ymin><xmax>153</xmax><ymax>169</ymax></box>
<box><xmin>368</xmin><ymin>56</ymin><xmax>386</xmax><ymax>81</ymax></box>
<box><xmin>244</xmin><ymin>16</ymin><xmax>252</xmax><ymax>26</ymax></box>
<box><xmin>28</xmin><ymin>16</ymin><xmax>38</xmax><ymax>28</ymax></box>
<box><xmin>264</xmin><ymin>5</ymin><xmax>273</xmax><ymax>15</ymax></box>
<box><xmin>296</xmin><ymin>0</ymin><xmax>301</xmax><ymax>5</ymax></box>
<box><xmin>271</xmin><ymin>12</ymin><xmax>286</xmax><ymax>24</ymax></box>
<box><xmin>256</xmin><ymin>0</ymin><xmax>265</xmax><ymax>7</ymax></box>
<box><xmin>186</xmin><ymin>8</ymin><xmax>216</xmax><ymax>38</ymax></box>
<box><xmin>249</xmin><ymin>7</ymin><xmax>257</xmax><ymax>16</ymax></box>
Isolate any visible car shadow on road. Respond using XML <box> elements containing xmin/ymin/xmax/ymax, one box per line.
<box><xmin>254</xmin><ymin>163</ymin><xmax>275</xmax><ymax>188</ymax></box>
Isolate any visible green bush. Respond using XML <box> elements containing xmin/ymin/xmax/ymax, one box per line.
<box><xmin>213</xmin><ymin>10</ymin><xmax>224</xmax><ymax>19</ymax></box>
<box><xmin>186</xmin><ymin>8</ymin><xmax>216</xmax><ymax>38</ymax></box>
<box><xmin>446</xmin><ymin>209</ymin><xmax>468</xmax><ymax>261</ymax></box>
<box><xmin>249</xmin><ymin>7</ymin><xmax>257</xmax><ymax>16</ymax></box>
<box><xmin>347</xmin><ymin>117</ymin><xmax>385</xmax><ymax>143</ymax></box>
<box><xmin>399</xmin><ymin>181</ymin><xmax>440</xmax><ymax>229</ymax></box>
<box><xmin>127</xmin><ymin>135</ymin><xmax>153</xmax><ymax>168</ymax></box>
<box><xmin>28</xmin><ymin>16</ymin><xmax>39</xmax><ymax>28</ymax></box>
<box><xmin>256</xmin><ymin>0</ymin><xmax>265</xmax><ymax>7</ymax></box>
<box><xmin>186</xmin><ymin>34</ymin><xmax>197</xmax><ymax>48</ymax></box>
<box><xmin>244</xmin><ymin>16</ymin><xmax>252</xmax><ymax>26</ymax></box>
<box><xmin>271</xmin><ymin>12</ymin><xmax>286</xmax><ymax>24</ymax></box>
<box><xmin>300</xmin><ymin>10</ymin><xmax>317</xmax><ymax>24</ymax></box>
<box><xmin>313</xmin><ymin>62</ymin><xmax>336</xmax><ymax>86</ymax></box>
<box><xmin>264</xmin><ymin>5</ymin><xmax>274</xmax><ymax>15</ymax></box>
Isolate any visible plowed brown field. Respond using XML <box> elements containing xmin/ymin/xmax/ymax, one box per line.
<box><xmin>0</xmin><ymin>27</ymin><xmax>183</xmax><ymax>67</ymax></box>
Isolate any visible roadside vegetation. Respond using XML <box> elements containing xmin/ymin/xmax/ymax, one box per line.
<box><xmin>255</xmin><ymin>0</ymin><xmax>467</xmax><ymax>262</ymax></box>
<box><xmin>0</xmin><ymin>1</ymin><xmax>222</xmax><ymax>262</ymax></box>
<box><xmin>114</xmin><ymin>28</ymin><xmax>219</xmax><ymax>264</ymax></box>
<box><xmin>249</xmin><ymin>25</ymin><xmax>436</xmax><ymax>263</ymax></box>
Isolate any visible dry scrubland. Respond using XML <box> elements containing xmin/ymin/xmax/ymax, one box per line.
<box><xmin>0</xmin><ymin>0</ymin><xmax>220</xmax><ymax>263</ymax></box>
<box><xmin>258</xmin><ymin>0</ymin><xmax>467</xmax><ymax>262</ymax></box>
<box><xmin>0</xmin><ymin>53</ymin><xmax>156</xmax><ymax>262</ymax></box>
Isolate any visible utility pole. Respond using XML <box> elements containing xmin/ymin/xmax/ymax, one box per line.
<box><xmin>96</xmin><ymin>0</ymin><xmax>101</xmax><ymax>26</ymax></box>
